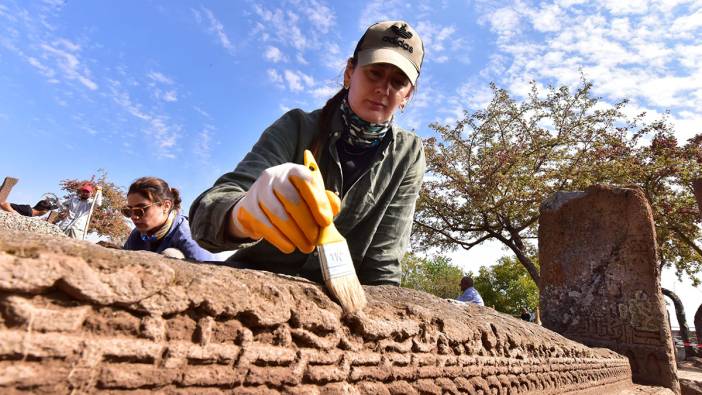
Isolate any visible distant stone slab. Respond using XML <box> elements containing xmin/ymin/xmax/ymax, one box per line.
<box><xmin>539</xmin><ymin>184</ymin><xmax>679</xmax><ymax>394</ymax></box>
<box><xmin>0</xmin><ymin>230</ymin><xmax>671</xmax><ymax>394</ymax></box>
<box><xmin>0</xmin><ymin>176</ymin><xmax>18</xmax><ymax>203</ymax></box>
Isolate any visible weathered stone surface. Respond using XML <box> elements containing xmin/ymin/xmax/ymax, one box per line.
<box><xmin>0</xmin><ymin>229</ymin><xmax>672</xmax><ymax>394</ymax></box>
<box><xmin>0</xmin><ymin>210</ymin><xmax>65</xmax><ymax>237</ymax></box>
<box><xmin>539</xmin><ymin>184</ymin><xmax>679</xmax><ymax>393</ymax></box>
<box><xmin>681</xmin><ymin>378</ymin><xmax>702</xmax><ymax>395</ymax></box>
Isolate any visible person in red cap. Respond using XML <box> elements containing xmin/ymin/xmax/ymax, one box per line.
<box><xmin>58</xmin><ymin>181</ymin><xmax>103</xmax><ymax>239</ymax></box>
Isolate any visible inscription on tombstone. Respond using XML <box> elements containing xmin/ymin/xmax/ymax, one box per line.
<box><xmin>539</xmin><ymin>184</ymin><xmax>679</xmax><ymax>394</ymax></box>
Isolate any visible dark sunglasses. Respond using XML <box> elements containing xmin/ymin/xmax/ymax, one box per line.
<box><xmin>120</xmin><ymin>203</ymin><xmax>160</xmax><ymax>218</ymax></box>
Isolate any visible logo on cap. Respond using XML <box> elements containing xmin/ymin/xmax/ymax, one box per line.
<box><xmin>390</xmin><ymin>23</ymin><xmax>413</xmax><ymax>39</ymax></box>
<box><xmin>382</xmin><ymin>23</ymin><xmax>414</xmax><ymax>54</ymax></box>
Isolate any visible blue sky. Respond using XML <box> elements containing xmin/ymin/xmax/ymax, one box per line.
<box><xmin>1</xmin><ymin>1</ymin><xmax>701</xmax><ymax>325</ymax></box>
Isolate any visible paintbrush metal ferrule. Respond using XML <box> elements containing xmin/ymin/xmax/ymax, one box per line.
<box><xmin>318</xmin><ymin>240</ymin><xmax>356</xmax><ymax>282</ymax></box>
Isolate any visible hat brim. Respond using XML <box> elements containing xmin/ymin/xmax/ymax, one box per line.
<box><xmin>357</xmin><ymin>48</ymin><xmax>419</xmax><ymax>86</ymax></box>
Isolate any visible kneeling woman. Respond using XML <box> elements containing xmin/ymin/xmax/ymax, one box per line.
<box><xmin>189</xmin><ymin>20</ymin><xmax>425</xmax><ymax>285</ymax></box>
<box><xmin>123</xmin><ymin>177</ymin><xmax>215</xmax><ymax>262</ymax></box>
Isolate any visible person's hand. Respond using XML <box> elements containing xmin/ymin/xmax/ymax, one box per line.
<box><xmin>228</xmin><ymin>158</ymin><xmax>340</xmax><ymax>254</ymax></box>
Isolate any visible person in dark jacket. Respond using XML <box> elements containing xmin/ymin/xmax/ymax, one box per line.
<box><xmin>123</xmin><ymin>177</ymin><xmax>216</xmax><ymax>262</ymax></box>
<box><xmin>190</xmin><ymin>20</ymin><xmax>425</xmax><ymax>285</ymax></box>
<box><xmin>0</xmin><ymin>197</ymin><xmax>58</xmax><ymax>217</ymax></box>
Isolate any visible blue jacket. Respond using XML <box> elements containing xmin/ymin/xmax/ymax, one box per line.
<box><xmin>124</xmin><ymin>213</ymin><xmax>216</xmax><ymax>262</ymax></box>
<box><xmin>456</xmin><ymin>287</ymin><xmax>484</xmax><ymax>306</ymax></box>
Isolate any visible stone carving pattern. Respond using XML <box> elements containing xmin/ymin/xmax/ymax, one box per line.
<box><xmin>0</xmin><ymin>231</ymin><xmax>640</xmax><ymax>394</ymax></box>
<box><xmin>539</xmin><ymin>185</ymin><xmax>678</xmax><ymax>393</ymax></box>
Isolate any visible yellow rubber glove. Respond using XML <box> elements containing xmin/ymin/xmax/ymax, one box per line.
<box><xmin>229</xmin><ymin>159</ymin><xmax>341</xmax><ymax>254</ymax></box>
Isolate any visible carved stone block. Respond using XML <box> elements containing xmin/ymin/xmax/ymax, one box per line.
<box><xmin>539</xmin><ymin>184</ymin><xmax>679</xmax><ymax>393</ymax></box>
<box><xmin>0</xmin><ymin>229</ymin><xmax>675</xmax><ymax>394</ymax></box>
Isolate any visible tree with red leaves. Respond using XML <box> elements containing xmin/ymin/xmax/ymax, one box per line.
<box><xmin>58</xmin><ymin>170</ymin><xmax>130</xmax><ymax>244</ymax></box>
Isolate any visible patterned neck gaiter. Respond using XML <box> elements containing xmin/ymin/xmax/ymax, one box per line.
<box><xmin>140</xmin><ymin>210</ymin><xmax>176</xmax><ymax>242</ymax></box>
<box><xmin>340</xmin><ymin>96</ymin><xmax>392</xmax><ymax>148</ymax></box>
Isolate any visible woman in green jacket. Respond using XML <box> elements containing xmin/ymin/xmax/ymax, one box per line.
<box><xmin>189</xmin><ymin>20</ymin><xmax>425</xmax><ymax>286</ymax></box>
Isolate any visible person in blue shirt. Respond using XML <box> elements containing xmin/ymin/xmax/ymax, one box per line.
<box><xmin>122</xmin><ymin>177</ymin><xmax>216</xmax><ymax>262</ymax></box>
<box><xmin>456</xmin><ymin>276</ymin><xmax>484</xmax><ymax>306</ymax></box>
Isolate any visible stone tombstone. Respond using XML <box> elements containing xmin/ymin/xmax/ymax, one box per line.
<box><xmin>694</xmin><ymin>179</ymin><xmax>702</xmax><ymax>219</ymax></box>
<box><xmin>0</xmin><ymin>176</ymin><xmax>18</xmax><ymax>203</ymax></box>
<box><xmin>539</xmin><ymin>185</ymin><xmax>679</xmax><ymax>394</ymax></box>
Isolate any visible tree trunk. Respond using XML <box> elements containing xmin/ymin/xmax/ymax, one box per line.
<box><xmin>494</xmin><ymin>233</ymin><xmax>541</xmax><ymax>286</ymax></box>
<box><xmin>513</xmin><ymin>249</ymin><xmax>540</xmax><ymax>288</ymax></box>
<box><xmin>693</xmin><ymin>179</ymin><xmax>702</xmax><ymax>219</ymax></box>
<box><xmin>695</xmin><ymin>304</ymin><xmax>702</xmax><ymax>354</ymax></box>
<box><xmin>662</xmin><ymin>288</ymin><xmax>697</xmax><ymax>358</ymax></box>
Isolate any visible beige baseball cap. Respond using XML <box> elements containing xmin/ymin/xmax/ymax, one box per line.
<box><xmin>356</xmin><ymin>20</ymin><xmax>424</xmax><ymax>86</ymax></box>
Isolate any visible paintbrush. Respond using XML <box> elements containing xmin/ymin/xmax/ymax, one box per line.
<box><xmin>304</xmin><ymin>150</ymin><xmax>367</xmax><ymax>313</ymax></box>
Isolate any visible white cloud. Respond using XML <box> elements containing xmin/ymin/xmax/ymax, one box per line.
<box><xmin>526</xmin><ymin>3</ymin><xmax>563</xmax><ymax>32</ymax></box>
<box><xmin>191</xmin><ymin>8</ymin><xmax>202</xmax><ymax>24</ymax></box>
<box><xmin>485</xmin><ymin>7</ymin><xmax>522</xmax><ymax>38</ymax></box>
<box><xmin>253</xmin><ymin>5</ymin><xmax>305</xmax><ymax>50</ymax></box>
<box><xmin>41</xmin><ymin>0</ymin><xmax>65</xmax><ymax>8</ymax></box>
<box><xmin>199</xmin><ymin>7</ymin><xmax>234</xmax><ymax>53</ymax></box>
<box><xmin>195</xmin><ymin>127</ymin><xmax>213</xmax><ymax>162</ymax></box>
<box><xmin>321</xmin><ymin>42</ymin><xmax>345</xmax><ymax>70</ymax></box>
<box><xmin>287</xmin><ymin>14</ymin><xmax>307</xmax><ymax>50</ymax></box>
<box><xmin>311</xmin><ymin>84</ymin><xmax>339</xmax><ymax>100</ymax></box>
<box><xmin>301</xmin><ymin>0</ymin><xmax>336</xmax><ymax>33</ymax></box>
<box><xmin>146</xmin><ymin>71</ymin><xmax>178</xmax><ymax>102</ymax></box>
<box><xmin>358</xmin><ymin>0</ymin><xmax>405</xmax><ymax>31</ymax></box>
<box><xmin>280</xmin><ymin>69</ymin><xmax>315</xmax><ymax>92</ymax></box>
<box><xmin>108</xmin><ymin>80</ymin><xmax>180</xmax><ymax>158</ymax></box>
<box><xmin>470</xmin><ymin>0</ymin><xmax>702</xmax><ymax>144</ymax></box>
<box><xmin>252</xmin><ymin>1</ymin><xmax>339</xmax><ymax>53</ymax></box>
<box><xmin>284</xmin><ymin>69</ymin><xmax>304</xmax><ymax>91</ymax></box>
<box><xmin>162</xmin><ymin>90</ymin><xmax>178</xmax><ymax>102</ymax></box>
<box><xmin>264</xmin><ymin>46</ymin><xmax>285</xmax><ymax>63</ymax></box>
<box><xmin>300</xmin><ymin>72</ymin><xmax>314</xmax><ymax>87</ymax></box>
<box><xmin>417</xmin><ymin>22</ymin><xmax>456</xmax><ymax>52</ymax></box>
<box><xmin>193</xmin><ymin>106</ymin><xmax>212</xmax><ymax>119</ymax></box>
<box><xmin>148</xmin><ymin>71</ymin><xmax>173</xmax><ymax>85</ymax></box>
<box><xmin>599</xmin><ymin>0</ymin><xmax>649</xmax><ymax>15</ymax></box>
<box><xmin>267</xmin><ymin>68</ymin><xmax>284</xmax><ymax>86</ymax></box>
<box><xmin>435</xmin><ymin>55</ymin><xmax>449</xmax><ymax>63</ymax></box>
<box><xmin>40</xmin><ymin>39</ymin><xmax>98</xmax><ymax>90</ymax></box>
<box><xmin>411</xmin><ymin>20</ymin><xmax>470</xmax><ymax>65</ymax></box>
<box><xmin>296</xmin><ymin>52</ymin><xmax>309</xmax><ymax>65</ymax></box>
<box><xmin>671</xmin><ymin>8</ymin><xmax>702</xmax><ymax>36</ymax></box>
<box><xmin>27</xmin><ymin>56</ymin><xmax>55</xmax><ymax>78</ymax></box>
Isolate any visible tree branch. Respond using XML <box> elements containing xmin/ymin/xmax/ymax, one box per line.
<box><xmin>671</xmin><ymin>226</ymin><xmax>702</xmax><ymax>258</ymax></box>
<box><xmin>488</xmin><ymin>229</ymin><xmax>541</xmax><ymax>285</ymax></box>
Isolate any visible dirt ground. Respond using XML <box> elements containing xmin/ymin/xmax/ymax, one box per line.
<box><xmin>679</xmin><ymin>360</ymin><xmax>702</xmax><ymax>381</ymax></box>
